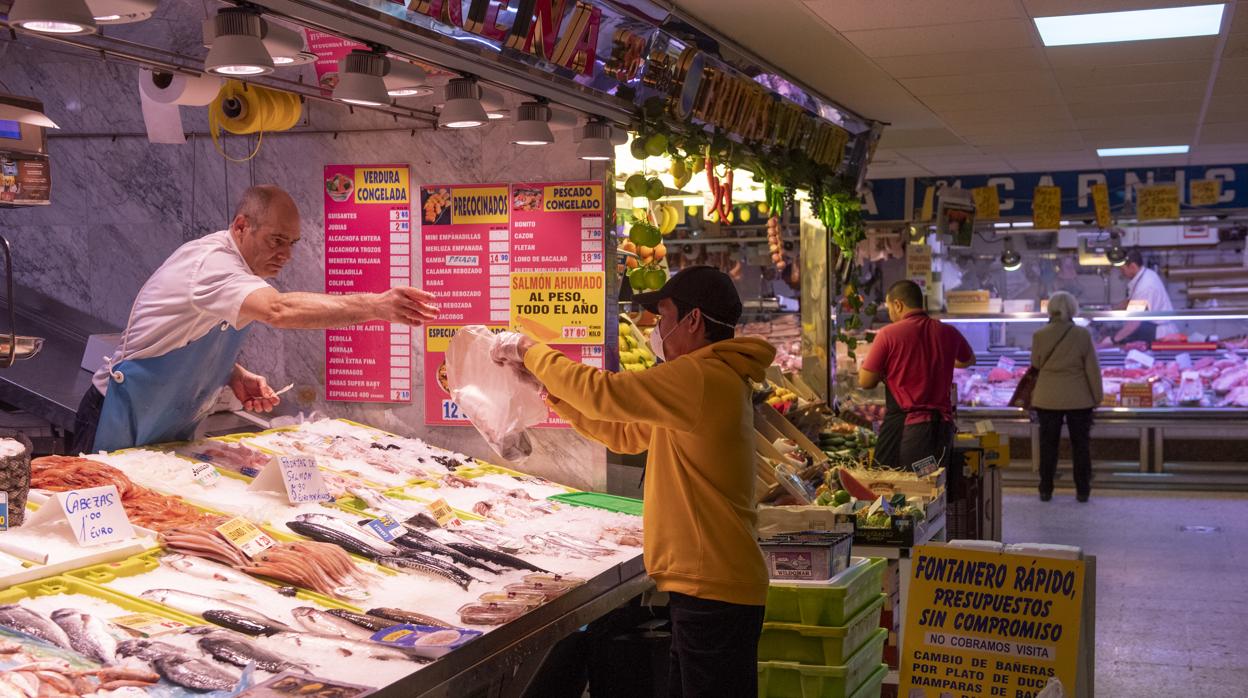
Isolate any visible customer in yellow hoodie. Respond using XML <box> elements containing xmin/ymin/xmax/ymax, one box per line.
<box><xmin>493</xmin><ymin>266</ymin><xmax>775</xmax><ymax>698</ymax></box>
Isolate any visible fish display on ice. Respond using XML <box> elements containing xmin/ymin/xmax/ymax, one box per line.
<box><xmin>0</xmin><ymin>606</ymin><xmax>73</xmax><ymax>650</ymax></box>
<box><xmin>366</xmin><ymin>607</ymin><xmax>457</xmax><ymax>630</ymax></box>
<box><xmin>192</xmin><ymin>629</ymin><xmax>310</xmax><ymax>674</ymax></box>
<box><xmin>139</xmin><ymin>589</ymin><xmax>293</xmax><ymax>634</ymax></box>
<box><xmin>152</xmin><ymin>653</ymin><xmax>239</xmax><ymax>692</ymax></box>
<box><xmin>49</xmin><ymin>609</ymin><xmax>117</xmax><ymax>664</ymax></box>
<box><xmin>291</xmin><ymin>607</ymin><xmax>375</xmax><ymax>641</ymax></box>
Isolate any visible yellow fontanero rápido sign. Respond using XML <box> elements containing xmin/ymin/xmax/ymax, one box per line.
<box><xmin>901</xmin><ymin>545</ymin><xmax>1085</xmax><ymax>698</ymax></box>
<box><xmin>353</xmin><ymin>167</ymin><xmax>410</xmax><ymax>204</ymax></box>
<box><xmin>1137</xmin><ymin>184</ymin><xmax>1180</xmax><ymax>221</ymax></box>
<box><xmin>510</xmin><ymin>271</ymin><xmax>605</xmax><ymax>344</ymax></box>
<box><xmin>452</xmin><ymin>186</ymin><xmax>510</xmax><ymax>224</ymax></box>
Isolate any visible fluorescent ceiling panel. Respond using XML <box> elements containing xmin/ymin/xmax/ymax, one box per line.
<box><xmin>1035</xmin><ymin>4</ymin><xmax>1225</xmax><ymax>47</ymax></box>
<box><xmin>1096</xmin><ymin>145</ymin><xmax>1189</xmax><ymax>156</ymax></box>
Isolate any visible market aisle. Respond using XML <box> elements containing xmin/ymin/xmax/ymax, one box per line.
<box><xmin>1002</xmin><ymin>489</ymin><xmax>1248</xmax><ymax>697</ymax></box>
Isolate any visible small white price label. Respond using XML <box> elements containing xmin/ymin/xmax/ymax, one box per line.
<box><xmin>365</xmin><ymin>515</ymin><xmax>406</xmax><ymax>542</ymax></box>
<box><xmin>111</xmin><ymin>613</ymin><xmax>188</xmax><ymax>637</ymax></box>
<box><xmin>216</xmin><ymin>517</ymin><xmax>276</xmax><ymax>559</ymax></box>
<box><xmin>996</xmin><ymin>356</ymin><xmax>1016</xmax><ymax>371</ymax></box>
<box><xmin>427</xmin><ymin>498</ymin><xmax>457</xmax><ymax>527</ymax></box>
<box><xmin>191</xmin><ymin>462</ymin><xmax>221</xmax><ymax>488</ymax></box>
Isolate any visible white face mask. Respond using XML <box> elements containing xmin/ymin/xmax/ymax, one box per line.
<box><xmin>649</xmin><ymin>317</ymin><xmax>677</xmax><ymax>363</ymax></box>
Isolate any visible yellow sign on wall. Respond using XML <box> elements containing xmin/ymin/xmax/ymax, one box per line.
<box><xmin>1137</xmin><ymin>184</ymin><xmax>1180</xmax><ymax>221</ymax></box>
<box><xmin>451</xmin><ymin>186</ymin><xmax>510</xmax><ymax>224</ymax></box>
<box><xmin>972</xmin><ymin>186</ymin><xmax>1001</xmax><ymax>220</ymax></box>
<box><xmin>1032</xmin><ymin>186</ymin><xmax>1061</xmax><ymax>229</ymax></box>
<box><xmin>901</xmin><ymin>545</ymin><xmax>1086</xmax><ymax>698</ymax></box>
<box><xmin>510</xmin><ymin>271</ymin><xmax>605</xmax><ymax>344</ymax></box>
<box><xmin>1091</xmin><ymin>183</ymin><xmax>1111</xmax><ymax>229</ymax></box>
<box><xmin>920</xmin><ymin>186</ymin><xmax>936</xmax><ymax>221</ymax></box>
<box><xmin>353</xmin><ymin>167</ymin><xmax>410</xmax><ymax>205</ymax></box>
<box><xmin>1189</xmin><ymin>179</ymin><xmax>1222</xmax><ymax>207</ymax></box>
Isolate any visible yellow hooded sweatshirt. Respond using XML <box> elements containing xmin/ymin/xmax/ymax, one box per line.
<box><xmin>525</xmin><ymin>336</ymin><xmax>777</xmax><ymax>606</ymax></box>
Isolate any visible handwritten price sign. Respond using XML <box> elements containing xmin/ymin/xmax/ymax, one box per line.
<box><xmin>1091</xmin><ymin>183</ymin><xmax>1111</xmax><ymax>229</ymax></box>
<box><xmin>1189</xmin><ymin>179</ymin><xmax>1221</xmax><ymax>207</ymax></box>
<box><xmin>971</xmin><ymin>185</ymin><xmax>1000</xmax><ymax>220</ymax></box>
<box><xmin>1137</xmin><ymin>184</ymin><xmax>1180</xmax><ymax>221</ymax></box>
<box><xmin>58</xmin><ymin>486</ymin><xmax>134</xmax><ymax>547</ymax></box>
<box><xmin>276</xmin><ymin>456</ymin><xmax>334</xmax><ymax>504</ymax></box>
<box><xmin>1032</xmin><ymin>186</ymin><xmax>1062</xmax><ymax>229</ymax></box>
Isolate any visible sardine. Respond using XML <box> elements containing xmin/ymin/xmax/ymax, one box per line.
<box><xmin>373</xmin><ymin>555</ymin><xmax>473</xmax><ymax>590</ymax></box>
<box><xmin>50</xmin><ymin>609</ymin><xmax>117</xmax><ymax>664</ymax></box>
<box><xmin>0</xmin><ymin>606</ymin><xmax>72</xmax><ymax>650</ymax></box>
<box><xmin>196</xmin><ymin>632</ymin><xmax>309</xmax><ymax>674</ymax></box>
<box><xmin>266</xmin><ymin>631</ymin><xmax>421</xmax><ymax>663</ymax></box>
<box><xmin>294</xmin><ymin>513</ymin><xmax>400</xmax><ymax>556</ymax></box>
<box><xmin>291</xmin><ymin>607</ymin><xmax>374</xmax><ymax>640</ymax></box>
<box><xmin>391</xmin><ymin>530</ymin><xmax>502</xmax><ymax>574</ymax></box>
<box><xmin>139</xmin><ymin>590</ymin><xmax>292</xmax><ymax>633</ymax></box>
<box><xmin>201</xmin><ymin>610</ymin><xmax>286</xmax><ymax>637</ymax></box>
<box><xmin>323</xmin><ymin>608</ymin><xmax>395</xmax><ymax>633</ymax></box>
<box><xmin>285</xmin><ymin>520</ymin><xmax>392</xmax><ymax>559</ymax></box>
<box><xmin>116</xmin><ymin>638</ymin><xmax>189</xmax><ymax>662</ymax></box>
<box><xmin>366</xmin><ymin>607</ymin><xmax>457</xmax><ymax>630</ymax></box>
<box><xmin>153</xmin><ymin>653</ymin><xmax>239</xmax><ymax>692</ymax></box>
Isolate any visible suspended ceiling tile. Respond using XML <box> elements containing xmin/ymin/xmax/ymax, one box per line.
<box><xmin>891</xmin><ymin>145</ymin><xmax>990</xmax><ymax>156</ymax></box>
<box><xmin>840</xmin><ymin>19</ymin><xmax>1037</xmax><ymax>58</ymax></box>
<box><xmin>899</xmin><ymin>70</ymin><xmax>1060</xmax><ymax>96</ymax></box>
<box><xmin>1068</xmin><ymin>99</ymin><xmax>1203</xmax><ymax>119</ymax></box>
<box><xmin>1203</xmin><ymin>93</ymin><xmax>1248</xmax><ymax>120</ymax></box>
<box><xmin>919</xmin><ymin>87</ymin><xmax>1068</xmax><ymax>112</ymax></box>
<box><xmin>802</xmin><ymin>0</ymin><xmax>1025</xmax><ymax>32</ymax></box>
<box><xmin>1196</xmin><ymin>122</ymin><xmax>1248</xmax><ymax>144</ymax></box>
<box><xmin>1024</xmin><ymin>0</ymin><xmax>1219</xmax><ymax>15</ymax></box>
<box><xmin>1053</xmin><ymin>61</ymin><xmax>1213</xmax><ymax>88</ymax></box>
<box><xmin>874</xmin><ymin>48</ymin><xmax>1049</xmax><ymax>78</ymax></box>
<box><xmin>940</xmin><ymin>103</ymin><xmax>1074</xmax><ymax>127</ymax></box>
<box><xmin>1215</xmin><ymin>56</ymin><xmax>1248</xmax><ymax>78</ymax></box>
<box><xmin>1079</xmin><ymin>125</ymin><xmax>1198</xmax><ymax>144</ymax></box>
<box><xmin>1045</xmin><ymin>37</ymin><xmax>1218</xmax><ymax>68</ymax></box>
<box><xmin>952</xmin><ymin>118</ymin><xmax>1079</xmax><ymax>138</ymax></box>
<box><xmin>877</xmin><ymin>127</ymin><xmax>967</xmax><ymax>148</ymax></box>
<box><xmin>1061</xmin><ymin>80</ymin><xmax>1209</xmax><ymax>105</ymax></box>
<box><xmin>969</xmin><ymin>134</ymin><xmax>1087</xmax><ymax>150</ymax></box>
<box><xmin>1211</xmin><ymin>75</ymin><xmax>1248</xmax><ymax>95</ymax></box>
<box><xmin>1230</xmin><ymin>6</ymin><xmax>1248</xmax><ymax>34</ymax></box>
<box><xmin>1189</xmin><ymin>144</ymin><xmax>1248</xmax><ymax>163</ymax></box>
<box><xmin>1094</xmin><ymin>153</ymin><xmax>1192</xmax><ymax>168</ymax></box>
<box><xmin>1003</xmin><ymin>154</ymin><xmax>1102</xmax><ymax>171</ymax></box>
<box><xmin>1075</xmin><ymin>112</ymin><xmax>1199</xmax><ymax>130</ymax></box>
<box><xmin>1221</xmin><ymin>31</ymin><xmax>1248</xmax><ymax>59</ymax></box>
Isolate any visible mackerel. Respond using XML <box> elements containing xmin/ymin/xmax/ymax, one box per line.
<box><xmin>373</xmin><ymin>554</ymin><xmax>474</xmax><ymax>590</ymax></box>
<box><xmin>139</xmin><ymin>589</ymin><xmax>292</xmax><ymax>633</ymax></box>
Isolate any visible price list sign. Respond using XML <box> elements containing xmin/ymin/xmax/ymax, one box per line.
<box><xmin>323</xmin><ymin>164</ymin><xmax>414</xmax><ymax>403</ymax></box>
<box><xmin>421</xmin><ymin>181</ymin><xmax>606</xmax><ymax>426</ymax></box>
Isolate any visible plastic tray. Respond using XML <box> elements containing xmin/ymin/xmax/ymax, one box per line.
<box><xmin>848</xmin><ymin>664</ymin><xmax>887</xmax><ymax>698</ymax></box>
<box><xmin>758</xmin><ymin>594</ymin><xmax>885</xmax><ymax>665</ymax></box>
<box><xmin>0</xmin><ymin>575</ymin><xmax>205</xmax><ymax>628</ymax></box>
<box><xmin>547</xmin><ymin>492</ymin><xmax>643</xmax><ymax>517</ymax></box>
<box><xmin>765</xmin><ymin>557</ymin><xmax>885</xmax><ymax>627</ymax></box>
<box><xmin>756</xmin><ymin>629</ymin><xmax>887</xmax><ymax>698</ymax></box>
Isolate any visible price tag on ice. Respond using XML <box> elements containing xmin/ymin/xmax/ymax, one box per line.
<box><xmin>1126</xmin><ymin>349</ymin><xmax>1155</xmax><ymax>368</ymax></box>
<box><xmin>111</xmin><ymin>613</ymin><xmax>188</xmax><ymax>638</ymax></box>
<box><xmin>190</xmin><ymin>462</ymin><xmax>221</xmax><ymax>488</ymax></box>
<box><xmin>365</xmin><ymin>515</ymin><xmax>405</xmax><ymax>543</ymax></box>
<box><xmin>427</xmin><ymin>498</ymin><xmax>458</xmax><ymax>527</ymax></box>
<box><xmin>995</xmin><ymin>356</ymin><xmax>1015</xmax><ymax>372</ymax></box>
<box><xmin>0</xmin><ymin>491</ymin><xmax>7</xmax><ymax>532</ymax></box>
<box><xmin>216</xmin><ymin>517</ymin><xmax>276</xmax><ymax>558</ymax></box>
<box><xmin>250</xmin><ymin>455</ymin><xmax>334</xmax><ymax>504</ymax></box>
<box><xmin>55</xmin><ymin>486</ymin><xmax>134</xmax><ymax>547</ymax></box>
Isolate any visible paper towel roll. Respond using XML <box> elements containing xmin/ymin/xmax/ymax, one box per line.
<box><xmin>139</xmin><ymin>67</ymin><xmax>221</xmax><ymax>106</ymax></box>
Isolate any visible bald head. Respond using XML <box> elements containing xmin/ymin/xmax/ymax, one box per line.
<box><xmin>230</xmin><ymin>185</ymin><xmax>301</xmax><ymax>278</ymax></box>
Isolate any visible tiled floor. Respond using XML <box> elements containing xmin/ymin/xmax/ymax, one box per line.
<box><xmin>1002</xmin><ymin>487</ymin><xmax>1248</xmax><ymax>697</ymax></box>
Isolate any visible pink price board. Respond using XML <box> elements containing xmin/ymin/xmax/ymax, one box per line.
<box><xmin>324</xmin><ymin>164</ymin><xmax>414</xmax><ymax>403</ymax></box>
<box><xmin>422</xmin><ymin>182</ymin><xmax>606</xmax><ymax>427</ymax></box>
<box><xmin>304</xmin><ymin>30</ymin><xmax>366</xmax><ymax>95</ymax></box>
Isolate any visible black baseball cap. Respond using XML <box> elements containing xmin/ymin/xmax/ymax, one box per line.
<box><xmin>634</xmin><ymin>265</ymin><xmax>743</xmax><ymax>327</ymax></box>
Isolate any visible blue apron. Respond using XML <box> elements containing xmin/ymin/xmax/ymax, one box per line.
<box><xmin>94</xmin><ymin>322</ymin><xmax>250</xmax><ymax>452</ymax></box>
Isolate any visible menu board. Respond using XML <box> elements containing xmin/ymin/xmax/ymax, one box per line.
<box><xmin>421</xmin><ymin>182</ymin><xmax>606</xmax><ymax>426</ymax></box>
<box><xmin>323</xmin><ymin>164</ymin><xmax>413</xmax><ymax>403</ymax></box>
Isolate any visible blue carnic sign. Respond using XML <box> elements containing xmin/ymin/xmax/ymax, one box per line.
<box><xmin>863</xmin><ymin>164</ymin><xmax>1248</xmax><ymax>222</ymax></box>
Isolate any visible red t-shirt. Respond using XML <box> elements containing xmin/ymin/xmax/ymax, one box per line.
<box><xmin>862</xmin><ymin>312</ymin><xmax>973</xmax><ymax>425</ymax></box>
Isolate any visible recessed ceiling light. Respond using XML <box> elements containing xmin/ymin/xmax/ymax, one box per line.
<box><xmin>1035</xmin><ymin>4</ymin><xmax>1225</xmax><ymax>47</ymax></box>
<box><xmin>1097</xmin><ymin>145</ymin><xmax>1189</xmax><ymax>157</ymax></box>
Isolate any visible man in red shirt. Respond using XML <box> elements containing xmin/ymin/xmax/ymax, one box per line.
<box><xmin>859</xmin><ymin>280</ymin><xmax>974</xmax><ymax>469</ymax></box>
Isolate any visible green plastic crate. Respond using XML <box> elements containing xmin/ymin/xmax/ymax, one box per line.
<box><xmin>547</xmin><ymin>491</ymin><xmax>643</xmax><ymax>516</ymax></box>
<box><xmin>849</xmin><ymin>664</ymin><xmax>887</xmax><ymax>698</ymax></box>
<box><xmin>756</xmin><ymin>628</ymin><xmax>886</xmax><ymax>698</ymax></box>
<box><xmin>758</xmin><ymin>594</ymin><xmax>885</xmax><ymax>665</ymax></box>
<box><xmin>765</xmin><ymin>557</ymin><xmax>885</xmax><ymax>627</ymax></box>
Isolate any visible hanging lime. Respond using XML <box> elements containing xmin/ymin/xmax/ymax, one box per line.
<box><xmin>646</xmin><ymin>178</ymin><xmax>665</xmax><ymax>200</ymax></box>
<box><xmin>627</xmin><ymin>266</ymin><xmax>649</xmax><ymax>290</ymax></box>
<box><xmin>629</xmin><ymin>223</ymin><xmax>661</xmax><ymax>248</ymax></box>
<box><xmin>644</xmin><ymin>267</ymin><xmax>667</xmax><ymax>290</ymax></box>
<box><xmin>630</xmin><ymin>137</ymin><xmax>649</xmax><ymax>160</ymax></box>
<box><xmin>624</xmin><ymin>174</ymin><xmax>648</xmax><ymax>197</ymax></box>
<box><xmin>645</xmin><ymin>134</ymin><xmax>668</xmax><ymax>157</ymax></box>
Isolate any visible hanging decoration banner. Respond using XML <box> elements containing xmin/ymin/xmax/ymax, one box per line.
<box><xmin>323</xmin><ymin>164</ymin><xmax>413</xmax><ymax>403</ymax></box>
<box><xmin>1189</xmin><ymin>179</ymin><xmax>1221</xmax><ymax>207</ymax></box>
<box><xmin>304</xmin><ymin>30</ymin><xmax>367</xmax><ymax>94</ymax></box>
<box><xmin>1137</xmin><ymin>184</ymin><xmax>1180</xmax><ymax>221</ymax></box>
<box><xmin>1091</xmin><ymin>183</ymin><xmax>1111</xmax><ymax>229</ymax></box>
<box><xmin>971</xmin><ymin>185</ymin><xmax>1000</xmax><ymax>220</ymax></box>
<box><xmin>421</xmin><ymin>182</ymin><xmax>606</xmax><ymax>427</ymax></box>
<box><xmin>1032</xmin><ymin>186</ymin><xmax>1062</xmax><ymax>229</ymax></box>
<box><xmin>900</xmin><ymin>545</ymin><xmax>1085</xmax><ymax>698</ymax></box>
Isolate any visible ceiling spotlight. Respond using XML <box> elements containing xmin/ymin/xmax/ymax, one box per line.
<box><xmin>204</xmin><ymin>8</ymin><xmax>274</xmax><ymax>76</ymax></box>
<box><xmin>332</xmin><ymin>50</ymin><xmax>391</xmax><ymax>107</ymax></box>
<box><xmin>86</xmin><ymin>0</ymin><xmax>156</xmax><ymax>24</ymax></box>
<box><xmin>1001</xmin><ymin>237</ymin><xmax>1022</xmax><ymax>272</ymax></box>
<box><xmin>439</xmin><ymin>78</ymin><xmax>488</xmax><ymax>129</ymax></box>
<box><xmin>577</xmin><ymin>120</ymin><xmax>614</xmax><ymax>161</ymax></box>
<box><xmin>384</xmin><ymin>60</ymin><xmax>431</xmax><ymax>97</ymax></box>
<box><xmin>1106</xmin><ymin>231</ymin><xmax>1128</xmax><ymax>267</ymax></box>
<box><xmin>480</xmin><ymin>87</ymin><xmax>507</xmax><ymax>119</ymax></box>
<box><xmin>263</xmin><ymin>22</ymin><xmax>316</xmax><ymax>66</ymax></box>
<box><xmin>7</xmin><ymin>0</ymin><xmax>97</xmax><ymax>35</ymax></box>
<box><xmin>512</xmin><ymin>102</ymin><xmax>554</xmax><ymax>146</ymax></box>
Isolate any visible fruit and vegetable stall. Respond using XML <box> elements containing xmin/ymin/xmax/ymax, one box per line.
<box><xmin>0</xmin><ymin>419</ymin><xmax>648</xmax><ymax>697</ymax></box>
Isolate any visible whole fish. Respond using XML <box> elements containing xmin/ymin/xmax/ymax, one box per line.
<box><xmin>291</xmin><ymin>607</ymin><xmax>374</xmax><ymax>640</ymax></box>
<box><xmin>196</xmin><ymin>632</ymin><xmax>309</xmax><ymax>674</ymax></box>
<box><xmin>444</xmin><ymin>541</ymin><xmax>547</xmax><ymax>573</ymax></box>
<box><xmin>153</xmin><ymin>653</ymin><xmax>239</xmax><ymax>692</ymax></box>
<box><xmin>366</xmin><ymin>607</ymin><xmax>457</xmax><ymax>630</ymax></box>
<box><xmin>285</xmin><ymin>520</ymin><xmax>392</xmax><ymax>559</ymax></box>
<box><xmin>373</xmin><ymin>555</ymin><xmax>473</xmax><ymax>590</ymax></box>
<box><xmin>139</xmin><ymin>590</ymin><xmax>292</xmax><ymax>633</ymax></box>
<box><xmin>294</xmin><ymin>513</ymin><xmax>400</xmax><ymax>556</ymax></box>
<box><xmin>163</xmin><ymin>553</ymin><xmax>266</xmax><ymax>589</ymax></box>
<box><xmin>324</xmin><ymin>608</ymin><xmax>396</xmax><ymax>633</ymax></box>
<box><xmin>391</xmin><ymin>530</ymin><xmax>502</xmax><ymax>574</ymax></box>
<box><xmin>0</xmin><ymin>606</ymin><xmax>72</xmax><ymax>650</ymax></box>
<box><xmin>202</xmin><ymin>610</ymin><xmax>286</xmax><ymax>637</ymax></box>
<box><xmin>116</xmin><ymin>638</ymin><xmax>189</xmax><ymax>662</ymax></box>
<box><xmin>266</xmin><ymin>631</ymin><xmax>420</xmax><ymax>663</ymax></box>
<box><xmin>50</xmin><ymin>609</ymin><xmax>117</xmax><ymax>664</ymax></box>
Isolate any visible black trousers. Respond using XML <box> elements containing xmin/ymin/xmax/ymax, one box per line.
<box><xmin>69</xmin><ymin>386</ymin><xmax>104</xmax><ymax>455</ymax></box>
<box><xmin>1036</xmin><ymin>408</ymin><xmax>1094</xmax><ymax>496</ymax></box>
<box><xmin>667</xmin><ymin>593</ymin><xmax>764</xmax><ymax>698</ymax></box>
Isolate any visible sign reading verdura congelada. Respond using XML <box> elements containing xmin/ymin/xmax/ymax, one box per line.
<box><xmin>324</xmin><ymin>164</ymin><xmax>414</xmax><ymax>403</ymax></box>
<box><xmin>901</xmin><ymin>544</ymin><xmax>1085</xmax><ymax>698</ymax></box>
<box><xmin>421</xmin><ymin>181</ymin><xmax>606</xmax><ymax>427</ymax></box>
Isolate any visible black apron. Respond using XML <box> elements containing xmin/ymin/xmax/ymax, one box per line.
<box><xmin>875</xmin><ymin>384</ymin><xmax>951</xmax><ymax>470</ymax></box>
<box><xmin>1120</xmin><ymin>321</ymin><xmax>1158</xmax><ymax>344</ymax></box>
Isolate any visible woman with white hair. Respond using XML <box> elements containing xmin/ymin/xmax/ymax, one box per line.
<box><xmin>1031</xmin><ymin>291</ymin><xmax>1103</xmax><ymax>502</ymax></box>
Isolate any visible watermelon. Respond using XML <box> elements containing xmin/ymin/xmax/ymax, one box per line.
<box><xmin>837</xmin><ymin>469</ymin><xmax>876</xmax><ymax>501</ymax></box>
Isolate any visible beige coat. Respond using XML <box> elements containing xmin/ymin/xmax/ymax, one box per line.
<box><xmin>1031</xmin><ymin>321</ymin><xmax>1103</xmax><ymax>410</ymax></box>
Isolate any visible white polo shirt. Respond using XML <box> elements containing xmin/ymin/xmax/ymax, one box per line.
<box><xmin>91</xmin><ymin>231</ymin><xmax>270</xmax><ymax>395</ymax></box>
<box><xmin>1128</xmin><ymin>267</ymin><xmax>1179</xmax><ymax>339</ymax></box>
